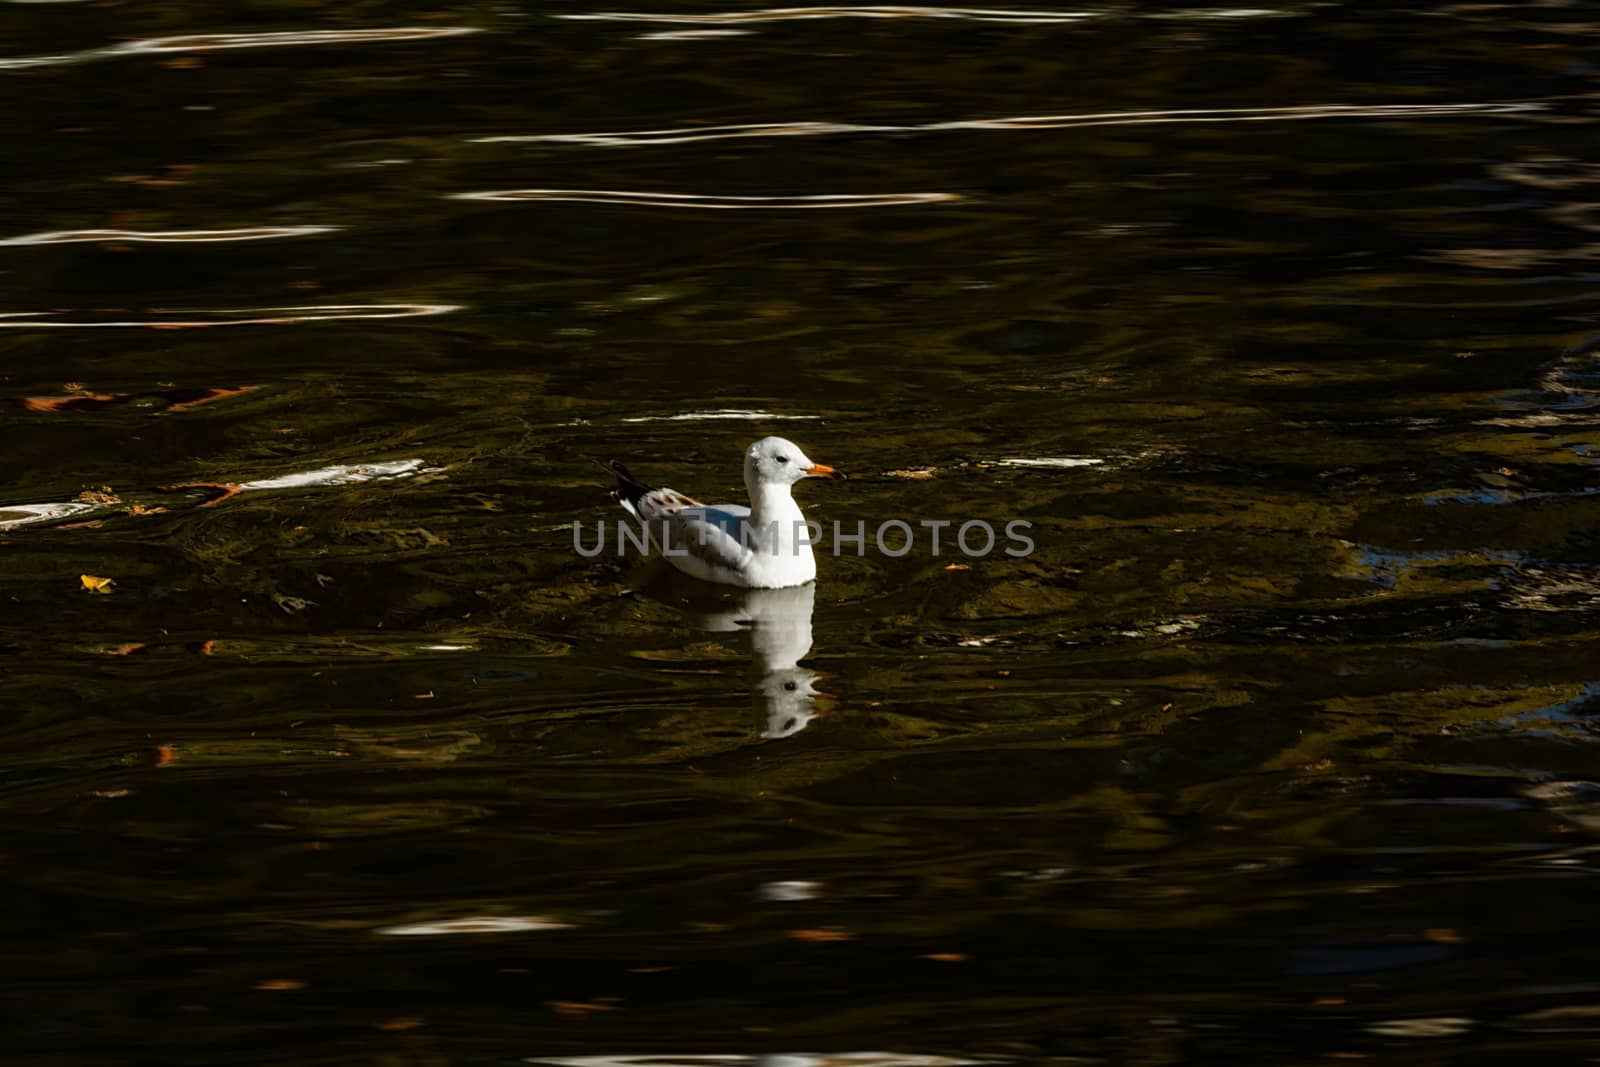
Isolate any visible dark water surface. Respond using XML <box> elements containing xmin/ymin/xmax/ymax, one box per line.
<box><xmin>4</xmin><ymin>1</ymin><xmax>1600</xmax><ymax>1063</ymax></box>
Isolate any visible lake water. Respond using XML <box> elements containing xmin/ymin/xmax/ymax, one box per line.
<box><xmin>3</xmin><ymin>2</ymin><xmax>1600</xmax><ymax>1063</ymax></box>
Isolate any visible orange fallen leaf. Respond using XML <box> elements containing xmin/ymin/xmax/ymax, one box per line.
<box><xmin>921</xmin><ymin>952</ymin><xmax>969</xmax><ymax>962</ymax></box>
<box><xmin>1425</xmin><ymin>928</ymin><xmax>1467</xmax><ymax>944</ymax></box>
<box><xmin>944</xmin><ymin>563</ymin><xmax>970</xmax><ymax>571</ymax></box>
<box><xmin>153</xmin><ymin>744</ymin><xmax>176</xmax><ymax>767</ymax></box>
<box><xmin>1314</xmin><ymin>997</ymin><xmax>1348</xmax><ymax>1006</ymax></box>
<box><xmin>546</xmin><ymin>1000</ymin><xmax>619</xmax><ymax>1015</ymax></box>
<box><xmin>789</xmin><ymin>928</ymin><xmax>855</xmax><ymax>942</ymax></box>
<box><xmin>415</xmin><ymin>691</ymin><xmax>435</xmax><ymax>700</ymax></box>
<box><xmin>22</xmin><ymin>393</ymin><xmax>120</xmax><ymax>412</ymax></box>
<box><xmin>161</xmin><ymin>385</ymin><xmax>260</xmax><ymax>413</ymax></box>
<box><xmin>80</xmin><ymin>574</ymin><xmax>115</xmax><ymax>594</ymax></box>
<box><xmin>373</xmin><ymin>1017</ymin><xmax>425</xmax><ymax>1031</ymax></box>
<box><xmin>254</xmin><ymin>979</ymin><xmax>305</xmax><ymax>991</ymax></box>
<box><xmin>102</xmin><ymin>643</ymin><xmax>146</xmax><ymax>656</ymax></box>
<box><xmin>187</xmin><ymin>640</ymin><xmax>215</xmax><ymax>655</ymax></box>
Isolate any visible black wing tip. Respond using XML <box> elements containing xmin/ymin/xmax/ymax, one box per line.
<box><xmin>606</xmin><ymin>459</ymin><xmax>653</xmax><ymax>507</ymax></box>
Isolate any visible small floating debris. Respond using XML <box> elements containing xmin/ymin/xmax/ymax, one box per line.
<box><xmin>377</xmin><ymin>916</ymin><xmax>573</xmax><ymax>936</ymax></box>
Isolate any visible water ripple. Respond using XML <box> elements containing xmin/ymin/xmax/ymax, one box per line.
<box><xmin>450</xmin><ymin>189</ymin><xmax>959</xmax><ymax>208</ymax></box>
<box><xmin>557</xmin><ymin>6</ymin><xmax>1100</xmax><ymax>25</ymax></box>
<box><xmin>621</xmin><ymin>409</ymin><xmax>822</xmax><ymax>423</ymax></box>
<box><xmin>475</xmin><ymin>102</ymin><xmax>1540</xmax><ymax>147</ymax></box>
<box><xmin>528</xmin><ymin>1057</ymin><xmax>982</xmax><ymax>1067</ymax></box>
<box><xmin>0</xmin><ymin>501</ymin><xmax>101</xmax><ymax>531</ymax></box>
<box><xmin>377</xmin><ymin>916</ymin><xmax>573</xmax><ymax>936</ymax></box>
<box><xmin>0</xmin><ymin>226</ymin><xmax>337</xmax><ymax>247</ymax></box>
<box><xmin>161</xmin><ymin>459</ymin><xmax>444</xmax><ymax>507</ymax></box>
<box><xmin>0</xmin><ymin>26</ymin><xmax>480</xmax><ymax>71</ymax></box>
<box><xmin>0</xmin><ymin>303</ymin><xmax>461</xmax><ymax>328</ymax></box>
<box><xmin>636</xmin><ymin>29</ymin><xmax>757</xmax><ymax>39</ymax></box>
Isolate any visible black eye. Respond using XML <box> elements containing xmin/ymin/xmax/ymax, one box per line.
<box><xmin>776</xmin><ymin>455</ymin><xmax>789</xmax><ymax>464</ymax></box>
<box><xmin>784</xmin><ymin>680</ymin><xmax>798</xmax><ymax>691</ymax></box>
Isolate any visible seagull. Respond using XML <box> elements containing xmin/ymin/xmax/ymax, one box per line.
<box><xmin>610</xmin><ymin>436</ymin><xmax>844</xmax><ymax>588</ymax></box>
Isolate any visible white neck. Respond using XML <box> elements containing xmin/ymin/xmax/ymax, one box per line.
<box><xmin>746</xmin><ymin>480</ymin><xmax>806</xmax><ymax>555</ymax></box>
<box><xmin>731</xmin><ymin>480</ymin><xmax>817</xmax><ymax>586</ymax></box>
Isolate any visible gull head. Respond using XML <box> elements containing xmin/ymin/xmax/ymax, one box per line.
<box><xmin>745</xmin><ymin>435</ymin><xmax>843</xmax><ymax>490</ymax></box>
<box><xmin>755</xmin><ymin>665</ymin><xmax>828</xmax><ymax>740</ymax></box>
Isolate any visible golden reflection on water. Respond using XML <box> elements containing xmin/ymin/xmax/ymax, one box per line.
<box><xmin>0</xmin><ymin>303</ymin><xmax>460</xmax><ymax>328</ymax></box>
<box><xmin>476</xmin><ymin>102</ymin><xmax>1541</xmax><ymax>147</ymax></box>
<box><xmin>450</xmin><ymin>190</ymin><xmax>960</xmax><ymax>208</ymax></box>
<box><xmin>0</xmin><ymin>226</ymin><xmax>337</xmax><ymax>247</ymax></box>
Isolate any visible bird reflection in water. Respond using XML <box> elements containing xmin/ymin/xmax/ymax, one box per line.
<box><xmin>638</xmin><ymin>568</ymin><xmax>832</xmax><ymax>740</ymax></box>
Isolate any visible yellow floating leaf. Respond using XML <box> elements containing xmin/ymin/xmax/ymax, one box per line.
<box><xmin>789</xmin><ymin>928</ymin><xmax>855</xmax><ymax>942</ymax></box>
<box><xmin>80</xmin><ymin>574</ymin><xmax>115</xmax><ymax>594</ymax></box>
<box><xmin>373</xmin><ymin>1017</ymin><xmax>426</xmax><ymax>1031</ymax></box>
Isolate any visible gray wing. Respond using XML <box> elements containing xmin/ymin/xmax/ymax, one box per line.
<box><xmin>635</xmin><ymin>490</ymin><xmax>753</xmax><ymax>578</ymax></box>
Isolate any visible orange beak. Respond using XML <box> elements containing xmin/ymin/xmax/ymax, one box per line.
<box><xmin>803</xmin><ymin>462</ymin><xmax>845</xmax><ymax>479</ymax></box>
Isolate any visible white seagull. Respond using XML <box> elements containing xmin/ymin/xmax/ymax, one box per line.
<box><xmin>610</xmin><ymin>436</ymin><xmax>844</xmax><ymax>588</ymax></box>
